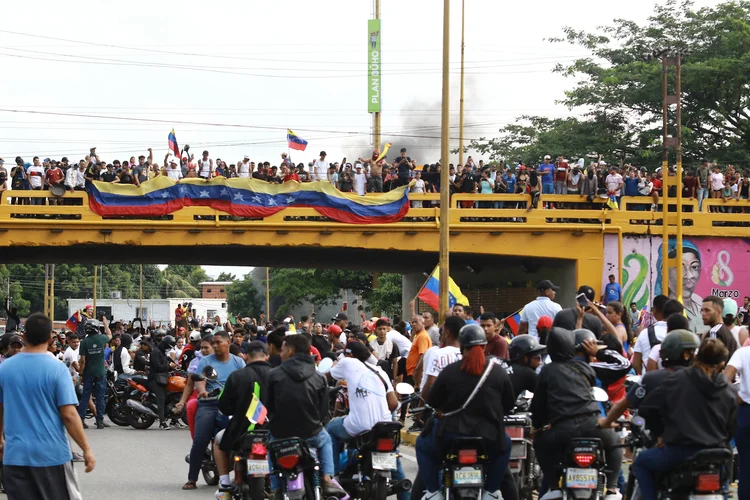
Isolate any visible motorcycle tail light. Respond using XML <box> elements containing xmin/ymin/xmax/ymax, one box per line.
<box><xmin>376</xmin><ymin>438</ymin><xmax>394</xmax><ymax>452</ymax></box>
<box><xmin>458</xmin><ymin>449</ymin><xmax>477</xmax><ymax>465</ymax></box>
<box><xmin>277</xmin><ymin>454</ymin><xmax>299</xmax><ymax>470</ymax></box>
<box><xmin>506</xmin><ymin>426</ymin><xmax>524</xmax><ymax>439</ymax></box>
<box><xmin>573</xmin><ymin>453</ymin><xmax>596</xmax><ymax>467</ymax></box>
<box><xmin>696</xmin><ymin>473</ymin><xmax>720</xmax><ymax>492</ymax></box>
<box><xmin>251</xmin><ymin>443</ymin><xmax>267</xmax><ymax>456</ymax></box>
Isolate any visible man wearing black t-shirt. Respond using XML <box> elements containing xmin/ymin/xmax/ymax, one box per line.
<box><xmin>100</xmin><ymin>164</ymin><xmax>117</xmax><ymax>183</ymax></box>
<box><xmin>396</xmin><ymin>148</ymin><xmax>412</xmax><ymax>187</ymax></box>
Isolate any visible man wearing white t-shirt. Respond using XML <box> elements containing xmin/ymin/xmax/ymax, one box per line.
<box><xmin>353</xmin><ymin>164</ymin><xmax>367</xmax><ymax>195</ymax></box>
<box><xmin>518</xmin><ymin>280</ymin><xmax>562</xmax><ymax>339</ymax></box>
<box><xmin>312</xmin><ymin>151</ymin><xmax>329</xmax><ymax>182</ymax></box>
<box><xmin>633</xmin><ymin>295</ymin><xmax>669</xmax><ymax>374</ymax></box>
<box><xmin>420</xmin><ymin>316</ymin><xmax>464</xmax><ymax>402</ymax></box>
<box><xmin>62</xmin><ymin>333</ymin><xmax>81</xmax><ymax>384</ymax></box>
<box><xmin>326</xmin><ymin>343</ymin><xmax>398</xmax><ymax>474</ymax></box>
<box><xmin>238</xmin><ymin>157</ymin><xmax>252</xmax><ymax>178</ymax></box>
<box><xmin>198</xmin><ymin>150</ymin><xmax>213</xmax><ymax>180</ymax></box>
<box><xmin>167</xmin><ymin>158</ymin><xmax>183</xmax><ymax>181</ymax></box>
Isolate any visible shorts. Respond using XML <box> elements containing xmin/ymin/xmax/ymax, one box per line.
<box><xmin>3</xmin><ymin>462</ymin><xmax>82</xmax><ymax>500</ymax></box>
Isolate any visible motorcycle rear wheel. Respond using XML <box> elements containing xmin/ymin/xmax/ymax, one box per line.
<box><xmin>248</xmin><ymin>476</ymin><xmax>265</xmax><ymax>500</ymax></box>
<box><xmin>126</xmin><ymin>410</ymin><xmax>156</xmax><ymax>430</ymax></box>
<box><xmin>372</xmin><ymin>475</ymin><xmax>389</xmax><ymax>500</ymax></box>
<box><xmin>105</xmin><ymin>399</ymin><xmax>130</xmax><ymax>427</ymax></box>
<box><xmin>202</xmin><ymin>465</ymin><xmax>219</xmax><ymax>486</ymax></box>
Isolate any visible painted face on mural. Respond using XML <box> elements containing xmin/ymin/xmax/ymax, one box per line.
<box><xmin>668</xmin><ymin>249</ymin><xmax>701</xmax><ymax>300</ymax></box>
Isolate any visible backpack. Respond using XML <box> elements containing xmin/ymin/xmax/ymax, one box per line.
<box><xmin>647</xmin><ymin>325</ymin><xmax>661</xmax><ymax>348</ymax></box>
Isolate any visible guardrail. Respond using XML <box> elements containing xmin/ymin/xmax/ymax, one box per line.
<box><xmin>0</xmin><ymin>190</ymin><xmax>747</xmax><ymax>237</ymax></box>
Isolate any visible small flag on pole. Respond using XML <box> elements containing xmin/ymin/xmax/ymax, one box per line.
<box><xmin>501</xmin><ymin>309</ymin><xmax>523</xmax><ymax>335</ymax></box>
<box><xmin>417</xmin><ymin>265</ymin><xmax>470</xmax><ymax>312</ymax></box>
<box><xmin>374</xmin><ymin>142</ymin><xmax>392</xmax><ymax>163</ymax></box>
<box><xmin>245</xmin><ymin>393</ymin><xmax>268</xmax><ymax>425</ymax></box>
<box><xmin>287</xmin><ymin>129</ymin><xmax>308</xmax><ymax>151</ymax></box>
<box><xmin>168</xmin><ymin>129</ymin><xmax>180</xmax><ymax>157</ymax></box>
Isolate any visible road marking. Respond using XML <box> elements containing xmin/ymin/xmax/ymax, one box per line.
<box><xmin>399</xmin><ymin>449</ymin><xmax>417</xmax><ymax>462</ymax></box>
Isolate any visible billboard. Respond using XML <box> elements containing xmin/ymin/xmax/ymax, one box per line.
<box><xmin>603</xmin><ymin>234</ymin><xmax>750</xmax><ymax>333</ymax></box>
<box><xmin>368</xmin><ymin>19</ymin><xmax>381</xmax><ymax>113</ymax></box>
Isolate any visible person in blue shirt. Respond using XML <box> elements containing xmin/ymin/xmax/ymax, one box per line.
<box><xmin>602</xmin><ymin>275</ymin><xmax>622</xmax><ymax>305</ymax></box>
<box><xmin>182</xmin><ymin>330</ymin><xmax>245</xmax><ymax>491</ymax></box>
<box><xmin>539</xmin><ymin>156</ymin><xmax>555</xmax><ymax>194</ymax></box>
<box><xmin>623</xmin><ymin>168</ymin><xmax>640</xmax><ymax>198</ymax></box>
<box><xmin>0</xmin><ymin>313</ymin><xmax>95</xmax><ymax>498</ymax></box>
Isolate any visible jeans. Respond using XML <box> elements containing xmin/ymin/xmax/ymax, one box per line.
<box><xmin>554</xmin><ymin>181</ymin><xmax>567</xmax><ymax>195</ymax></box>
<box><xmin>268</xmin><ymin>429</ymin><xmax>335</xmax><ymax>490</ymax></box>
<box><xmin>416</xmin><ymin>425</ymin><xmax>511</xmax><ymax>492</ymax></box>
<box><xmin>77</xmin><ymin>375</ymin><xmax>106</xmax><ymax>423</ymax></box>
<box><xmin>735</xmin><ymin>403</ymin><xmax>750</xmax><ymax>500</ymax></box>
<box><xmin>31</xmin><ymin>187</ymin><xmax>44</xmax><ymax>205</ymax></box>
<box><xmin>633</xmin><ymin>445</ymin><xmax>702</xmax><ymax>500</ymax></box>
<box><xmin>327</xmin><ymin>416</ymin><xmax>409</xmax><ymax>500</ymax></box>
<box><xmin>542</xmin><ymin>183</ymin><xmax>554</xmax><ymax>195</ymax></box>
<box><xmin>188</xmin><ymin>401</ymin><xmax>219</xmax><ymax>482</ymax></box>
<box><xmin>697</xmin><ymin>187</ymin><xmax>710</xmax><ymax>211</ymax></box>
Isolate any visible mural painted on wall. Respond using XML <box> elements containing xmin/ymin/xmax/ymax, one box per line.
<box><xmin>603</xmin><ymin>235</ymin><xmax>750</xmax><ymax>333</ymax></box>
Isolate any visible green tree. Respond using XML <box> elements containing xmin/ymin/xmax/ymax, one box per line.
<box><xmin>226</xmin><ymin>274</ymin><xmax>263</xmax><ymax>318</ymax></box>
<box><xmin>165</xmin><ymin>265</ymin><xmax>209</xmax><ymax>290</ymax></box>
<box><xmin>119</xmin><ymin>264</ymin><xmax>164</xmax><ymax>299</ymax></box>
<box><xmin>549</xmin><ymin>0</ymin><xmax>750</xmax><ymax>165</ymax></box>
<box><xmin>215</xmin><ymin>272</ymin><xmax>237</xmax><ymax>282</ymax></box>
<box><xmin>366</xmin><ymin>273</ymin><xmax>403</xmax><ymax>318</ymax></box>
<box><xmin>161</xmin><ymin>270</ymin><xmax>200</xmax><ymax>298</ymax></box>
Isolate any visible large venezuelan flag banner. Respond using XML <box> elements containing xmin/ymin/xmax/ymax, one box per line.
<box><xmin>88</xmin><ymin>177</ymin><xmax>411</xmax><ymax>224</ymax></box>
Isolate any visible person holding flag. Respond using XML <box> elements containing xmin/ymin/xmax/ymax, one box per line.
<box><xmin>416</xmin><ymin>265</ymin><xmax>470</xmax><ymax>314</ymax></box>
<box><xmin>214</xmin><ymin>341</ymin><xmax>272</xmax><ymax>499</ymax></box>
<box><xmin>168</xmin><ymin>129</ymin><xmax>181</xmax><ymax>158</ymax></box>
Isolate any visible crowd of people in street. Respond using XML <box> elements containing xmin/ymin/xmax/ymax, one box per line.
<box><xmin>1</xmin><ymin>274</ymin><xmax>750</xmax><ymax>500</ymax></box>
<box><xmin>0</xmin><ymin>147</ymin><xmax>746</xmax><ymax>213</ymax></box>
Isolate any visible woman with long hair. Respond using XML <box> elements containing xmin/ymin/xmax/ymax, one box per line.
<box><xmin>589</xmin><ymin>300</ymin><xmax>633</xmax><ymax>356</ymax></box>
<box><xmin>415</xmin><ymin>324</ymin><xmax>515</xmax><ymax>500</ymax></box>
<box><xmin>635</xmin><ymin>338</ymin><xmax>736</xmax><ymax>500</ymax></box>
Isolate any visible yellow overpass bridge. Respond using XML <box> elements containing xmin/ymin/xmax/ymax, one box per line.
<box><xmin>1</xmin><ymin>191</ymin><xmax>746</xmax><ymax>311</ymax></box>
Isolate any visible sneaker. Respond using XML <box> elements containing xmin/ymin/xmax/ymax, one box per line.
<box><xmin>603</xmin><ymin>492</ymin><xmax>622</xmax><ymax>500</ymax></box>
<box><xmin>421</xmin><ymin>492</ymin><xmax>444</xmax><ymax>500</ymax></box>
<box><xmin>540</xmin><ymin>491</ymin><xmax>563</xmax><ymax>500</ymax></box>
<box><xmin>72</xmin><ymin>452</ymin><xmax>85</xmax><ymax>463</ymax></box>
<box><xmin>651</xmin><ymin>204</ymin><xmax>657</xmax><ymax>211</ymax></box>
<box><xmin>160</xmin><ymin>422</ymin><xmax>171</xmax><ymax>430</ymax></box>
<box><xmin>215</xmin><ymin>490</ymin><xmax>231</xmax><ymax>500</ymax></box>
<box><xmin>481</xmin><ymin>491</ymin><xmax>503</xmax><ymax>500</ymax></box>
<box><xmin>96</xmin><ymin>421</ymin><xmax>110</xmax><ymax>429</ymax></box>
<box><xmin>82</xmin><ymin>421</ymin><xmax>89</xmax><ymax>429</ymax></box>
<box><xmin>171</xmin><ymin>420</ymin><xmax>188</xmax><ymax>429</ymax></box>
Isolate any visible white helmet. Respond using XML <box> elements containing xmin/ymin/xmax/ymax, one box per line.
<box><xmin>189</xmin><ymin>330</ymin><xmax>202</xmax><ymax>342</ymax></box>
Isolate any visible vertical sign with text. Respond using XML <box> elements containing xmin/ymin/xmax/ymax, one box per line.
<box><xmin>368</xmin><ymin>19</ymin><xmax>381</xmax><ymax>113</ymax></box>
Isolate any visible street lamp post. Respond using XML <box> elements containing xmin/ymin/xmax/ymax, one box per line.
<box><xmin>438</xmin><ymin>0</ymin><xmax>451</xmax><ymax>320</ymax></box>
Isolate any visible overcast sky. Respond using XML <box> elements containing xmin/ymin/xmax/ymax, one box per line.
<box><xmin>1</xmin><ymin>0</ymin><xmax>710</xmax><ymax>279</ymax></box>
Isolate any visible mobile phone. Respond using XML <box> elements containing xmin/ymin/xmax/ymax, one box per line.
<box><xmin>576</xmin><ymin>293</ymin><xmax>588</xmax><ymax>308</ymax></box>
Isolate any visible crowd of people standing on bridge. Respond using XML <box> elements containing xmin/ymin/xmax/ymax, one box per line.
<box><xmin>0</xmin><ymin>147</ymin><xmax>747</xmax><ymax>213</ymax></box>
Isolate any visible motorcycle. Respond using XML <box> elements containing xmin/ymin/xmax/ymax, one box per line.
<box><xmin>623</xmin><ymin>414</ymin><xmax>732</xmax><ymax>500</ymax></box>
<box><xmin>124</xmin><ymin>371</ymin><xmax>187</xmax><ymax>429</ymax></box>
<box><xmin>505</xmin><ymin>390</ymin><xmax>541</xmax><ymax>500</ymax></box>
<box><xmin>227</xmin><ymin>429</ymin><xmax>271</xmax><ymax>500</ymax></box>
<box><xmin>557</xmin><ymin>387</ymin><xmax>611</xmax><ymax>500</ymax></box>
<box><xmin>105</xmin><ymin>370</ymin><xmax>131</xmax><ymax>427</ymax></box>
<box><xmin>268</xmin><ymin>437</ymin><xmax>339</xmax><ymax>500</ymax></box>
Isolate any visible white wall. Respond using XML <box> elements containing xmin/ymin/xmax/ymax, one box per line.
<box><xmin>68</xmin><ymin>298</ymin><xmax>227</xmax><ymax>325</ymax></box>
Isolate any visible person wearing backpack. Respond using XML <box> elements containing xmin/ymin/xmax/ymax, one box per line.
<box><xmin>633</xmin><ymin>295</ymin><xmax>668</xmax><ymax>374</ymax></box>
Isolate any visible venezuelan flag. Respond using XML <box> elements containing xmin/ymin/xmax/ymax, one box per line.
<box><xmin>88</xmin><ymin>177</ymin><xmax>411</xmax><ymax>224</ymax></box>
<box><xmin>65</xmin><ymin>311</ymin><xmax>81</xmax><ymax>332</ymax></box>
<box><xmin>287</xmin><ymin>129</ymin><xmax>308</xmax><ymax>151</ymax></box>
<box><xmin>245</xmin><ymin>394</ymin><xmax>268</xmax><ymax>425</ymax></box>
<box><xmin>168</xmin><ymin>129</ymin><xmax>180</xmax><ymax>157</ymax></box>
<box><xmin>503</xmin><ymin>309</ymin><xmax>523</xmax><ymax>335</ymax></box>
<box><xmin>417</xmin><ymin>265</ymin><xmax>470</xmax><ymax>312</ymax></box>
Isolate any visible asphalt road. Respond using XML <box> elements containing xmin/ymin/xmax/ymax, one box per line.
<box><xmin>3</xmin><ymin>419</ymin><xmax>419</xmax><ymax>500</ymax></box>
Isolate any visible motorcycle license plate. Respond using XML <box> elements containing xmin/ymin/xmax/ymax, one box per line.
<box><xmin>372</xmin><ymin>452</ymin><xmax>397</xmax><ymax>470</ymax></box>
<box><xmin>566</xmin><ymin>468</ymin><xmax>598</xmax><ymax>489</ymax></box>
<box><xmin>688</xmin><ymin>496</ymin><xmax>723</xmax><ymax>500</ymax></box>
<box><xmin>246</xmin><ymin>459</ymin><xmax>270</xmax><ymax>475</ymax></box>
<box><xmin>452</xmin><ymin>466</ymin><xmax>483</xmax><ymax>486</ymax></box>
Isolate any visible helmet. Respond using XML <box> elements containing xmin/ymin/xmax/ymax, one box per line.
<box><xmin>189</xmin><ymin>330</ymin><xmax>202</xmax><ymax>342</ymax></box>
<box><xmin>201</xmin><ymin>324</ymin><xmax>214</xmax><ymax>335</ymax></box>
<box><xmin>154</xmin><ymin>329</ymin><xmax>167</xmax><ymax>339</ymax></box>
<box><xmin>660</xmin><ymin>329</ymin><xmax>699</xmax><ymax>364</ymax></box>
<box><xmin>459</xmin><ymin>324</ymin><xmax>487</xmax><ymax>348</ymax></box>
<box><xmin>509</xmin><ymin>334</ymin><xmax>546</xmax><ymax>361</ymax></box>
<box><xmin>573</xmin><ymin>328</ymin><xmax>599</xmax><ymax>351</ymax></box>
<box><xmin>83</xmin><ymin>319</ymin><xmax>101</xmax><ymax>336</ymax></box>
<box><xmin>327</xmin><ymin>324</ymin><xmax>342</xmax><ymax>335</ymax></box>
<box><xmin>162</xmin><ymin>335</ymin><xmax>176</xmax><ymax>348</ymax></box>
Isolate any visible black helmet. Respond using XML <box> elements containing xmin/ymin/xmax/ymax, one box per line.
<box><xmin>660</xmin><ymin>329</ymin><xmax>699</xmax><ymax>364</ymax></box>
<box><xmin>83</xmin><ymin>319</ymin><xmax>101</xmax><ymax>336</ymax></box>
<box><xmin>201</xmin><ymin>324</ymin><xmax>215</xmax><ymax>335</ymax></box>
<box><xmin>509</xmin><ymin>334</ymin><xmax>546</xmax><ymax>361</ymax></box>
<box><xmin>572</xmin><ymin>328</ymin><xmax>599</xmax><ymax>351</ymax></box>
<box><xmin>459</xmin><ymin>324</ymin><xmax>487</xmax><ymax>347</ymax></box>
<box><xmin>162</xmin><ymin>335</ymin><xmax>176</xmax><ymax>349</ymax></box>
<box><xmin>154</xmin><ymin>329</ymin><xmax>167</xmax><ymax>340</ymax></box>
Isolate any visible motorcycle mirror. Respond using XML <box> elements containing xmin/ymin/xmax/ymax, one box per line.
<box><xmin>591</xmin><ymin>386</ymin><xmax>609</xmax><ymax>402</ymax></box>
<box><xmin>395</xmin><ymin>383</ymin><xmax>415</xmax><ymax>396</ymax></box>
<box><xmin>190</xmin><ymin>373</ymin><xmax>205</xmax><ymax>382</ymax></box>
<box><xmin>202</xmin><ymin>365</ymin><xmax>219</xmax><ymax>381</ymax></box>
<box><xmin>317</xmin><ymin>357</ymin><xmax>333</xmax><ymax>374</ymax></box>
<box><xmin>520</xmin><ymin>390</ymin><xmax>534</xmax><ymax>399</ymax></box>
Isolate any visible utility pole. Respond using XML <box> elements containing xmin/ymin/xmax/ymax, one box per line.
<box><xmin>656</xmin><ymin>49</ymin><xmax>683</xmax><ymax>301</ymax></box>
<box><xmin>438</xmin><ymin>0</ymin><xmax>451</xmax><ymax>321</ymax></box>
<box><xmin>458</xmin><ymin>0</ymin><xmax>466</xmax><ymax>167</ymax></box>
<box><xmin>49</xmin><ymin>264</ymin><xmax>55</xmax><ymax>322</ymax></box>
<box><xmin>139</xmin><ymin>264</ymin><xmax>143</xmax><ymax>320</ymax></box>
<box><xmin>265</xmin><ymin>268</ymin><xmax>271</xmax><ymax>320</ymax></box>
<box><xmin>371</xmin><ymin>0</ymin><xmax>382</xmax><ymax>151</ymax></box>
<box><xmin>93</xmin><ymin>264</ymin><xmax>98</xmax><ymax>314</ymax></box>
<box><xmin>44</xmin><ymin>264</ymin><xmax>49</xmax><ymax>318</ymax></box>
